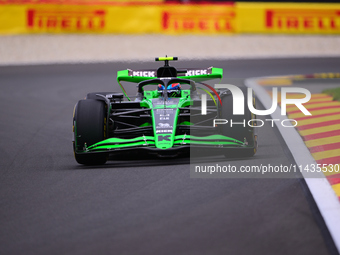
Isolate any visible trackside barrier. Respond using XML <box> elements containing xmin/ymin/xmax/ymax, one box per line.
<box><xmin>0</xmin><ymin>1</ymin><xmax>340</xmax><ymax>34</ymax></box>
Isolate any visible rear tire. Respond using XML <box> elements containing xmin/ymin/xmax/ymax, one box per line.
<box><xmin>73</xmin><ymin>99</ymin><xmax>107</xmax><ymax>165</ymax></box>
<box><xmin>220</xmin><ymin>87</ymin><xmax>257</xmax><ymax>157</ymax></box>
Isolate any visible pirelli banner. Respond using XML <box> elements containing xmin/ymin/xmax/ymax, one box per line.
<box><xmin>0</xmin><ymin>1</ymin><xmax>163</xmax><ymax>34</ymax></box>
<box><xmin>0</xmin><ymin>1</ymin><xmax>339</xmax><ymax>34</ymax></box>
<box><xmin>238</xmin><ymin>3</ymin><xmax>340</xmax><ymax>34</ymax></box>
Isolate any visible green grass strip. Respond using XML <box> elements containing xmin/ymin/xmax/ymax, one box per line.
<box><xmin>323</xmin><ymin>87</ymin><xmax>340</xmax><ymax>102</ymax></box>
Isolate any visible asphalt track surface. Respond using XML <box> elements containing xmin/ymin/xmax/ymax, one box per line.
<box><xmin>1</xmin><ymin>57</ymin><xmax>340</xmax><ymax>255</ymax></box>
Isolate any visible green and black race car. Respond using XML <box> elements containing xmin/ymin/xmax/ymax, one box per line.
<box><xmin>73</xmin><ymin>57</ymin><xmax>258</xmax><ymax>165</ymax></box>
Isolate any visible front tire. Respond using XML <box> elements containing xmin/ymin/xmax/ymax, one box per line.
<box><xmin>73</xmin><ymin>99</ymin><xmax>107</xmax><ymax>165</ymax></box>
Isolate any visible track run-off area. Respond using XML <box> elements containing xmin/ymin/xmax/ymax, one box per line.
<box><xmin>1</xmin><ymin>57</ymin><xmax>340</xmax><ymax>255</ymax></box>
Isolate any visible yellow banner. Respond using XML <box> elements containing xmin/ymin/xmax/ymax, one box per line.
<box><xmin>0</xmin><ymin>4</ymin><xmax>160</xmax><ymax>34</ymax></box>
<box><xmin>160</xmin><ymin>4</ymin><xmax>236</xmax><ymax>34</ymax></box>
<box><xmin>237</xmin><ymin>3</ymin><xmax>340</xmax><ymax>34</ymax></box>
<box><xmin>0</xmin><ymin>2</ymin><xmax>339</xmax><ymax>34</ymax></box>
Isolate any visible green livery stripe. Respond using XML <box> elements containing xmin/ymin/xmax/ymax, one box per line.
<box><xmin>90</xmin><ymin>141</ymin><xmax>155</xmax><ymax>151</ymax></box>
<box><xmin>88</xmin><ymin>136</ymin><xmax>155</xmax><ymax>148</ymax></box>
<box><xmin>80</xmin><ymin>134</ymin><xmax>244</xmax><ymax>152</ymax></box>
<box><xmin>173</xmin><ymin>140</ymin><xmax>242</xmax><ymax>146</ymax></box>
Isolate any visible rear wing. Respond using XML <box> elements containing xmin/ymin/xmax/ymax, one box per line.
<box><xmin>117</xmin><ymin>67</ymin><xmax>223</xmax><ymax>83</ymax></box>
<box><xmin>117</xmin><ymin>66</ymin><xmax>223</xmax><ymax>101</ymax></box>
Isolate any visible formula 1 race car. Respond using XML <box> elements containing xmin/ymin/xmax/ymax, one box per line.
<box><xmin>73</xmin><ymin>57</ymin><xmax>258</xmax><ymax>165</ymax></box>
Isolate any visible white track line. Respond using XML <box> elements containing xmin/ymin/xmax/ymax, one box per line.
<box><xmin>245</xmin><ymin>77</ymin><xmax>340</xmax><ymax>253</ymax></box>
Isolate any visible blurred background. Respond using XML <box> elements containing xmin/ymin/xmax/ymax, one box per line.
<box><xmin>0</xmin><ymin>0</ymin><xmax>340</xmax><ymax>64</ymax></box>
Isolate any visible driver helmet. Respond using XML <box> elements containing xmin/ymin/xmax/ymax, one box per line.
<box><xmin>157</xmin><ymin>83</ymin><xmax>181</xmax><ymax>90</ymax></box>
<box><xmin>168</xmin><ymin>83</ymin><xmax>181</xmax><ymax>90</ymax></box>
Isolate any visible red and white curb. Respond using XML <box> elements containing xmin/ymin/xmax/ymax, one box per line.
<box><xmin>245</xmin><ymin>76</ymin><xmax>340</xmax><ymax>253</ymax></box>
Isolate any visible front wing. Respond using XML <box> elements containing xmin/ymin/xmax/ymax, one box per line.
<box><xmin>75</xmin><ymin>134</ymin><xmax>255</xmax><ymax>156</ymax></box>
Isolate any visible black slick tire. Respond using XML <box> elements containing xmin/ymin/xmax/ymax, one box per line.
<box><xmin>73</xmin><ymin>99</ymin><xmax>107</xmax><ymax>165</ymax></box>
